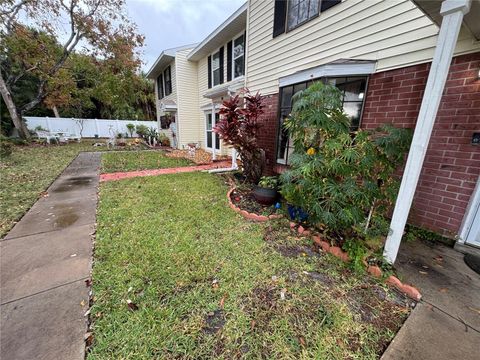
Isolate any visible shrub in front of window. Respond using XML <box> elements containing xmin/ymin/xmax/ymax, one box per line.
<box><xmin>280</xmin><ymin>82</ymin><xmax>412</xmax><ymax>265</ymax></box>
<box><xmin>215</xmin><ymin>91</ymin><xmax>265</xmax><ymax>183</ymax></box>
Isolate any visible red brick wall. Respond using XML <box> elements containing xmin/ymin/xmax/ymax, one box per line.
<box><xmin>362</xmin><ymin>52</ymin><xmax>480</xmax><ymax>236</ymax></box>
<box><xmin>257</xmin><ymin>93</ymin><xmax>279</xmax><ymax>174</ymax></box>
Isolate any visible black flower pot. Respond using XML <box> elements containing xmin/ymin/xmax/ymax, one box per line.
<box><xmin>253</xmin><ymin>186</ymin><xmax>278</xmax><ymax>205</ymax></box>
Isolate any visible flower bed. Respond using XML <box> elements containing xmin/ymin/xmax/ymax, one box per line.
<box><xmin>165</xmin><ymin>148</ymin><xmax>228</xmax><ymax>165</ymax></box>
<box><xmin>227</xmin><ymin>188</ymin><xmax>282</xmax><ymax>222</ymax></box>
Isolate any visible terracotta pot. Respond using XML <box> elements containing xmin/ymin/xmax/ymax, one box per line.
<box><xmin>253</xmin><ymin>186</ymin><xmax>278</xmax><ymax>205</ymax></box>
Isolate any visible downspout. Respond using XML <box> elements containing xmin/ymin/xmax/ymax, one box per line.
<box><xmin>383</xmin><ymin>0</ymin><xmax>472</xmax><ymax>264</ymax></box>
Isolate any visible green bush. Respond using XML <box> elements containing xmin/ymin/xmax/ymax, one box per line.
<box><xmin>280</xmin><ymin>82</ymin><xmax>412</xmax><ymax>262</ymax></box>
<box><xmin>135</xmin><ymin>124</ymin><xmax>149</xmax><ymax>138</ymax></box>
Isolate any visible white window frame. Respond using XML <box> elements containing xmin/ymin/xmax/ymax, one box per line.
<box><xmin>232</xmin><ymin>33</ymin><xmax>245</xmax><ymax>79</ymax></box>
<box><xmin>205</xmin><ymin>111</ymin><xmax>220</xmax><ymax>151</ymax></box>
<box><xmin>211</xmin><ymin>49</ymin><xmax>221</xmax><ymax>87</ymax></box>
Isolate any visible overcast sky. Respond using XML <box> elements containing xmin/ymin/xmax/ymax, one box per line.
<box><xmin>126</xmin><ymin>0</ymin><xmax>246</xmax><ymax>72</ymax></box>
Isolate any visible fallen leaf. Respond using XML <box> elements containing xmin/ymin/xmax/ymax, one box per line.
<box><xmin>80</xmin><ymin>300</ymin><xmax>86</xmax><ymax>306</ymax></box>
<box><xmin>250</xmin><ymin>320</ymin><xmax>256</xmax><ymax>330</ymax></box>
<box><xmin>85</xmin><ymin>279</ymin><xmax>92</xmax><ymax>287</ymax></box>
<box><xmin>299</xmin><ymin>336</ymin><xmax>306</xmax><ymax>347</ymax></box>
<box><xmin>127</xmin><ymin>299</ymin><xmax>138</xmax><ymax>311</ymax></box>
<box><xmin>280</xmin><ymin>288</ymin><xmax>287</xmax><ymax>300</ymax></box>
<box><xmin>84</xmin><ymin>332</ymin><xmax>94</xmax><ymax>347</ymax></box>
<box><xmin>439</xmin><ymin>288</ymin><xmax>448</xmax><ymax>293</ymax></box>
<box><xmin>219</xmin><ymin>296</ymin><xmax>225</xmax><ymax>309</ymax></box>
<box><xmin>419</xmin><ymin>271</ymin><xmax>428</xmax><ymax>275</ymax></box>
<box><xmin>468</xmin><ymin>307</ymin><xmax>480</xmax><ymax>315</ymax></box>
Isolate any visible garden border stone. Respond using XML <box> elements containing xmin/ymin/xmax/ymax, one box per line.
<box><xmin>227</xmin><ymin>188</ymin><xmax>283</xmax><ymax>222</ymax></box>
<box><xmin>290</xmin><ymin>223</ymin><xmax>422</xmax><ymax>301</ymax></box>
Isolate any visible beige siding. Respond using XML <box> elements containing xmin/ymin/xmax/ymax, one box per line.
<box><xmin>246</xmin><ymin>0</ymin><xmax>480</xmax><ymax>95</ymax></box>
<box><xmin>175</xmin><ymin>49</ymin><xmax>201</xmax><ymax>148</ymax></box>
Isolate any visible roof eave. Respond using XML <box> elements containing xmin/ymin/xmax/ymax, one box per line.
<box><xmin>187</xmin><ymin>2</ymin><xmax>247</xmax><ymax>62</ymax></box>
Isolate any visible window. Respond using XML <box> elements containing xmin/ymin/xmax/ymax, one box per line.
<box><xmin>233</xmin><ymin>34</ymin><xmax>245</xmax><ymax>78</ymax></box>
<box><xmin>212</xmin><ymin>51</ymin><xmax>221</xmax><ymax>86</ymax></box>
<box><xmin>157</xmin><ymin>74</ymin><xmax>164</xmax><ymax>99</ymax></box>
<box><xmin>206</xmin><ymin>113</ymin><xmax>220</xmax><ymax>150</ymax></box>
<box><xmin>160</xmin><ymin>114</ymin><xmax>172</xmax><ymax>129</ymax></box>
<box><xmin>273</xmin><ymin>0</ymin><xmax>341</xmax><ymax>37</ymax></box>
<box><xmin>164</xmin><ymin>66</ymin><xmax>172</xmax><ymax>96</ymax></box>
<box><xmin>287</xmin><ymin>0</ymin><xmax>319</xmax><ymax>31</ymax></box>
<box><xmin>276</xmin><ymin>76</ymin><xmax>367</xmax><ymax>164</ymax></box>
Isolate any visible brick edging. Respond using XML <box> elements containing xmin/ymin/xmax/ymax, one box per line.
<box><xmin>227</xmin><ymin>188</ymin><xmax>283</xmax><ymax>222</ymax></box>
<box><xmin>290</xmin><ymin>222</ymin><xmax>422</xmax><ymax>301</ymax></box>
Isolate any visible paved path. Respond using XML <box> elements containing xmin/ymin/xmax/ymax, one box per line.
<box><xmin>382</xmin><ymin>240</ymin><xmax>480</xmax><ymax>360</ymax></box>
<box><xmin>100</xmin><ymin>160</ymin><xmax>232</xmax><ymax>182</ymax></box>
<box><xmin>1</xmin><ymin>152</ymin><xmax>100</xmax><ymax>360</ymax></box>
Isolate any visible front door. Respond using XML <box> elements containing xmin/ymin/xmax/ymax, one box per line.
<box><xmin>206</xmin><ymin>113</ymin><xmax>220</xmax><ymax>151</ymax></box>
<box><xmin>463</xmin><ymin>179</ymin><xmax>480</xmax><ymax>248</ymax></box>
<box><xmin>465</xmin><ymin>200</ymin><xmax>480</xmax><ymax>247</ymax></box>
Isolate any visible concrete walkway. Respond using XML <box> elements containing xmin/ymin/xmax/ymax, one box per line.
<box><xmin>100</xmin><ymin>160</ymin><xmax>232</xmax><ymax>182</ymax></box>
<box><xmin>382</xmin><ymin>240</ymin><xmax>480</xmax><ymax>360</ymax></box>
<box><xmin>1</xmin><ymin>152</ymin><xmax>100</xmax><ymax>360</ymax></box>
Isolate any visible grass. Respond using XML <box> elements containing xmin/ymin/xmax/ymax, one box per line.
<box><xmin>89</xmin><ymin>172</ymin><xmax>411</xmax><ymax>359</ymax></box>
<box><xmin>0</xmin><ymin>141</ymin><xmax>107</xmax><ymax>237</ymax></box>
<box><xmin>101</xmin><ymin>150</ymin><xmax>193</xmax><ymax>173</ymax></box>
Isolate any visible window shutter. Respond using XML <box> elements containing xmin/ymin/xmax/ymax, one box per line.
<box><xmin>273</xmin><ymin>0</ymin><xmax>287</xmax><ymax>38</ymax></box>
<box><xmin>207</xmin><ymin>55</ymin><xmax>212</xmax><ymax>88</ymax></box>
<box><xmin>157</xmin><ymin>74</ymin><xmax>163</xmax><ymax>99</ymax></box>
<box><xmin>167</xmin><ymin>66</ymin><xmax>172</xmax><ymax>95</ymax></box>
<box><xmin>227</xmin><ymin>41</ymin><xmax>232</xmax><ymax>82</ymax></box>
<box><xmin>219</xmin><ymin>46</ymin><xmax>224</xmax><ymax>84</ymax></box>
<box><xmin>321</xmin><ymin>0</ymin><xmax>341</xmax><ymax>12</ymax></box>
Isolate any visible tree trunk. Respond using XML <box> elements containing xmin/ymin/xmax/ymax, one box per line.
<box><xmin>52</xmin><ymin>105</ymin><xmax>60</xmax><ymax>118</ymax></box>
<box><xmin>0</xmin><ymin>73</ymin><xmax>30</xmax><ymax>139</ymax></box>
<box><xmin>241</xmin><ymin>148</ymin><xmax>265</xmax><ymax>184</ymax></box>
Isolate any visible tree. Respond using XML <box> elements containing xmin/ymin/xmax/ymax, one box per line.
<box><xmin>215</xmin><ymin>91</ymin><xmax>265</xmax><ymax>183</ymax></box>
<box><xmin>0</xmin><ymin>0</ymin><xmax>144</xmax><ymax>138</ymax></box>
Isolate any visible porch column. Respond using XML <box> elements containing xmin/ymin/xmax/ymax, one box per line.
<box><xmin>383</xmin><ymin>0</ymin><xmax>472</xmax><ymax>264</ymax></box>
<box><xmin>211</xmin><ymin>102</ymin><xmax>216</xmax><ymax>160</ymax></box>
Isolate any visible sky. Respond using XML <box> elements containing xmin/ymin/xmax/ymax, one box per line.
<box><xmin>126</xmin><ymin>0</ymin><xmax>246</xmax><ymax>72</ymax></box>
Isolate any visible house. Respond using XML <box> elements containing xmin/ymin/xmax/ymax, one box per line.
<box><xmin>246</xmin><ymin>0</ymin><xmax>479</xmax><ymax>261</ymax></box>
<box><xmin>147</xmin><ymin>0</ymin><xmax>479</xmax><ymax>261</ymax></box>
<box><xmin>146</xmin><ymin>44</ymin><xmax>198</xmax><ymax>148</ymax></box>
<box><xmin>146</xmin><ymin>4</ymin><xmax>247</xmax><ymax>158</ymax></box>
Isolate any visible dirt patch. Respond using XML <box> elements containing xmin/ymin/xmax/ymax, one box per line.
<box><xmin>346</xmin><ymin>285</ymin><xmax>410</xmax><ymax>332</ymax></box>
<box><xmin>203</xmin><ymin>309</ymin><xmax>225</xmax><ymax>334</ymax></box>
<box><xmin>273</xmin><ymin>244</ymin><xmax>319</xmax><ymax>258</ymax></box>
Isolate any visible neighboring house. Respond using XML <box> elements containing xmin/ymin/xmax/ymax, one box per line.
<box><xmin>146</xmin><ymin>4</ymin><xmax>247</xmax><ymax>157</ymax></box>
<box><xmin>146</xmin><ymin>44</ymin><xmax>199</xmax><ymax>147</ymax></box>
<box><xmin>147</xmin><ymin>0</ymin><xmax>479</xmax><ymax>258</ymax></box>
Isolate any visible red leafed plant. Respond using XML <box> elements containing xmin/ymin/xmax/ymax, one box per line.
<box><xmin>215</xmin><ymin>91</ymin><xmax>265</xmax><ymax>183</ymax></box>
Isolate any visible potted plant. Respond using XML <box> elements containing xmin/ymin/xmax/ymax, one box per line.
<box><xmin>253</xmin><ymin>176</ymin><xmax>279</xmax><ymax>205</ymax></box>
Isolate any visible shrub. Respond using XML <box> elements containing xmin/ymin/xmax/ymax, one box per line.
<box><xmin>135</xmin><ymin>124</ymin><xmax>149</xmax><ymax>138</ymax></box>
<box><xmin>280</xmin><ymin>82</ymin><xmax>412</xmax><ymax>259</ymax></box>
<box><xmin>0</xmin><ymin>135</ymin><xmax>13</xmax><ymax>157</ymax></box>
<box><xmin>215</xmin><ymin>91</ymin><xmax>265</xmax><ymax>183</ymax></box>
<box><xmin>126</xmin><ymin>123</ymin><xmax>135</xmax><ymax>137</ymax></box>
<box><xmin>158</xmin><ymin>133</ymin><xmax>170</xmax><ymax>147</ymax></box>
<box><xmin>258</xmin><ymin>176</ymin><xmax>278</xmax><ymax>189</ymax></box>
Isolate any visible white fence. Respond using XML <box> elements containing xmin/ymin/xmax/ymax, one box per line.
<box><xmin>24</xmin><ymin>116</ymin><xmax>158</xmax><ymax>138</ymax></box>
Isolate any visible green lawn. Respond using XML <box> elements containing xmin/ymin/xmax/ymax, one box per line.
<box><xmin>89</xmin><ymin>172</ymin><xmax>410</xmax><ymax>359</ymax></box>
<box><xmin>0</xmin><ymin>141</ymin><xmax>104</xmax><ymax>237</ymax></box>
<box><xmin>101</xmin><ymin>150</ymin><xmax>193</xmax><ymax>173</ymax></box>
